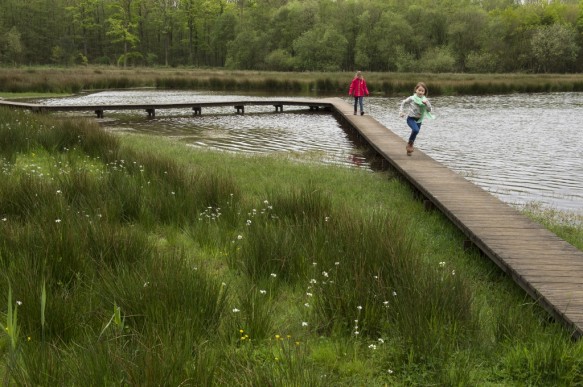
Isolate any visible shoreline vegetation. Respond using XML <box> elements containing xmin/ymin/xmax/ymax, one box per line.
<box><xmin>1</xmin><ymin>103</ymin><xmax>583</xmax><ymax>384</ymax></box>
<box><xmin>2</xmin><ymin>66</ymin><xmax>583</xmax><ymax>97</ymax></box>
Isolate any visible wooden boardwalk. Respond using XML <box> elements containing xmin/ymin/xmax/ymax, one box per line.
<box><xmin>2</xmin><ymin>96</ymin><xmax>583</xmax><ymax>337</ymax></box>
<box><xmin>327</xmin><ymin>97</ymin><xmax>583</xmax><ymax>338</ymax></box>
<box><xmin>0</xmin><ymin>98</ymin><xmax>332</xmax><ymax>117</ymax></box>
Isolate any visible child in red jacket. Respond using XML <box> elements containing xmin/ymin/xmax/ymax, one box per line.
<box><xmin>348</xmin><ymin>71</ymin><xmax>369</xmax><ymax>115</ymax></box>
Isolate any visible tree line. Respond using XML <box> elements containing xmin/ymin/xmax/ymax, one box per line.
<box><xmin>0</xmin><ymin>0</ymin><xmax>581</xmax><ymax>73</ymax></box>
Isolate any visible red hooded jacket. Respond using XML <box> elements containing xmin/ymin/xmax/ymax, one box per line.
<box><xmin>348</xmin><ymin>77</ymin><xmax>369</xmax><ymax>97</ymax></box>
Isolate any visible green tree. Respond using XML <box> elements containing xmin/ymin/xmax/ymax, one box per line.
<box><xmin>0</xmin><ymin>0</ymin><xmax>581</xmax><ymax>72</ymax></box>
<box><xmin>3</xmin><ymin>0</ymin><xmax>66</xmax><ymax>64</ymax></box>
<box><xmin>530</xmin><ymin>23</ymin><xmax>579</xmax><ymax>72</ymax></box>
<box><xmin>447</xmin><ymin>7</ymin><xmax>488</xmax><ymax>71</ymax></box>
<box><xmin>372</xmin><ymin>11</ymin><xmax>415</xmax><ymax>71</ymax></box>
<box><xmin>267</xmin><ymin>1</ymin><xmax>317</xmax><ymax>56</ymax></box>
<box><xmin>578</xmin><ymin>0</ymin><xmax>583</xmax><ymax>70</ymax></box>
<box><xmin>225</xmin><ymin>29</ymin><xmax>269</xmax><ymax>69</ymax></box>
<box><xmin>354</xmin><ymin>11</ymin><xmax>373</xmax><ymax>70</ymax></box>
<box><xmin>265</xmin><ymin>49</ymin><xmax>296</xmax><ymax>70</ymax></box>
<box><xmin>179</xmin><ymin>0</ymin><xmax>228</xmax><ymax>66</ymax></box>
<box><xmin>107</xmin><ymin>0</ymin><xmax>141</xmax><ymax>67</ymax></box>
<box><xmin>151</xmin><ymin>0</ymin><xmax>180</xmax><ymax>66</ymax></box>
<box><xmin>65</xmin><ymin>0</ymin><xmax>102</xmax><ymax>60</ymax></box>
<box><xmin>419</xmin><ymin>46</ymin><xmax>456</xmax><ymax>73</ymax></box>
<box><xmin>485</xmin><ymin>7</ymin><xmax>532</xmax><ymax>72</ymax></box>
<box><xmin>209</xmin><ymin>10</ymin><xmax>237</xmax><ymax>67</ymax></box>
<box><xmin>0</xmin><ymin>26</ymin><xmax>23</xmax><ymax>65</ymax></box>
<box><xmin>403</xmin><ymin>5</ymin><xmax>445</xmax><ymax>59</ymax></box>
<box><xmin>292</xmin><ymin>25</ymin><xmax>348</xmax><ymax>71</ymax></box>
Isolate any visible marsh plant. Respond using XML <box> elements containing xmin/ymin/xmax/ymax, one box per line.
<box><xmin>2</xmin><ymin>67</ymin><xmax>583</xmax><ymax>97</ymax></box>
<box><xmin>1</xmin><ymin>107</ymin><xmax>583</xmax><ymax>385</ymax></box>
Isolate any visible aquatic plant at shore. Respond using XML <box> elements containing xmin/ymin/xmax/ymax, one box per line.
<box><xmin>2</xmin><ymin>67</ymin><xmax>583</xmax><ymax>97</ymax></box>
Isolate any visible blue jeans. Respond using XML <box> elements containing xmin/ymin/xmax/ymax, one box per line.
<box><xmin>353</xmin><ymin>96</ymin><xmax>364</xmax><ymax>113</ymax></box>
<box><xmin>406</xmin><ymin>116</ymin><xmax>422</xmax><ymax>143</ymax></box>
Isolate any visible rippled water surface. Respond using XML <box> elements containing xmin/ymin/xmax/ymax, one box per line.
<box><xmin>43</xmin><ymin>90</ymin><xmax>583</xmax><ymax>212</ymax></box>
<box><xmin>372</xmin><ymin>93</ymin><xmax>583</xmax><ymax>212</ymax></box>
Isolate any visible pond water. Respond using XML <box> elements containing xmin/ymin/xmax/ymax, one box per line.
<box><xmin>40</xmin><ymin>90</ymin><xmax>583</xmax><ymax>213</ymax></box>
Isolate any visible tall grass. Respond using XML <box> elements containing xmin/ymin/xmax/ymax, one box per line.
<box><xmin>519</xmin><ymin>202</ymin><xmax>583</xmax><ymax>250</ymax></box>
<box><xmin>2</xmin><ymin>66</ymin><xmax>583</xmax><ymax>96</ymax></box>
<box><xmin>1</xmin><ymin>108</ymin><xmax>583</xmax><ymax>384</ymax></box>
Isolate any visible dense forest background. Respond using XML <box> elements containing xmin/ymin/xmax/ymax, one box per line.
<box><xmin>0</xmin><ymin>0</ymin><xmax>581</xmax><ymax>73</ymax></box>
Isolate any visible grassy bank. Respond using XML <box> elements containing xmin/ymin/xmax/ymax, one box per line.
<box><xmin>1</xmin><ymin>107</ymin><xmax>583</xmax><ymax>385</ymax></box>
<box><xmin>2</xmin><ymin>66</ymin><xmax>583</xmax><ymax>97</ymax></box>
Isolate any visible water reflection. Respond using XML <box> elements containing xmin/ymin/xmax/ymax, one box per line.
<box><xmin>41</xmin><ymin>90</ymin><xmax>583</xmax><ymax>212</ymax></box>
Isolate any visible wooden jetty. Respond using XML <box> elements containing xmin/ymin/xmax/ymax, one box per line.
<box><xmin>327</xmin><ymin>98</ymin><xmax>583</xmax><ymax>339</ymax></box>
<box><xmin>2</xmin><ymin>96</ymin><xmax>582</xmax><ymax>337</ymax></box>
<box><xmin>0</xmin><ymin>98</ymin><xmax>332</xmax><ymax>118</ymax></box>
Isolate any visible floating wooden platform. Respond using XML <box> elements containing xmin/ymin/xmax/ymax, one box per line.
<box><xmin>2</xmin><ymin>96</ymin><xmax>582</xmax><ymax>337</ymax></box>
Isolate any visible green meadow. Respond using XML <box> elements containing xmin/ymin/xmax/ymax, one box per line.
<box><xmin>0</xmin><ymin>107</ymin><xmax>582</xmax><ymax>385</ymax></box>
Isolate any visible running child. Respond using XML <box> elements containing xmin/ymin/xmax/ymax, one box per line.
<box><xmin>399</xmin><ymin>82</ymin><xmax>433</xmax><ymax>156</ymax></box>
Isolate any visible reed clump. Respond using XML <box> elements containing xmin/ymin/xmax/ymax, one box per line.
<box><xmin>1</xmin><ymin>107</ymin><xmax>582</xmax><ymax>385</ymax></box>
<box><xmin>2</xmin><ymin>66</ymin><xmax>583</xmax><ymax>96</ymax></box>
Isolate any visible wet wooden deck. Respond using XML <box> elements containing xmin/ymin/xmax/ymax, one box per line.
<box><xmin>2</xmin><ymin>96</ymin><xmax>582</xmax><ymax>337</ymax></box>
<box><xmin>327</xmin><ymin>97</ymin><xmax>583</xmax><ymax>338</ymax></box>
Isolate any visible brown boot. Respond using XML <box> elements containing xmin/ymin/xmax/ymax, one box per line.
<box><xmin>406</xmin><ymin>142</ymin><xmax>414</xmax><ymax>155</ymax></box>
